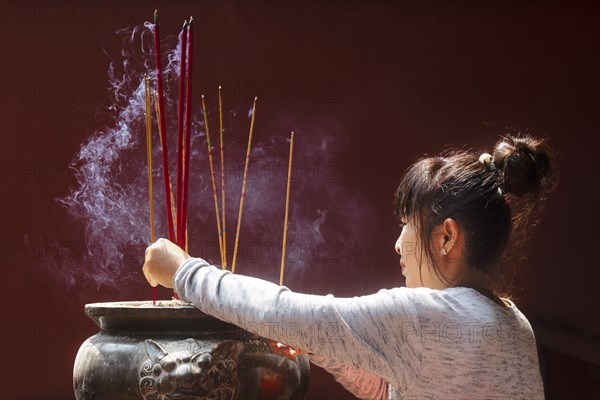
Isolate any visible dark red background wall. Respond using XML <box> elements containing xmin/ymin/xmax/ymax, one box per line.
<box><xmin>1</xmin><ymin>1</ymin><xmax>599</xmax><ymax>399</ymax></box>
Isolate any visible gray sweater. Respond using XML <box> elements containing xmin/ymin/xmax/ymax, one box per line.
<box><xmin>174</xmin><ymin>258</ymin><xmax>545</xmax><ymax>399</ymax></box>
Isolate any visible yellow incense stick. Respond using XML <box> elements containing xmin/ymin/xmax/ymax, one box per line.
<box><xmin>280</xmin><ymin>131</ymin><xmax>294</xmax><ymax>286</ymax></box>
<box><xmin>219</xmin><ymin>86</ymin><xmax>227</xmax><ymax>269</ymax></box>
<box><xmin>202</xmin><ymin>95</ymin><xmax>225</xmax><ymax>268</ymax></box>
<box><xmin>231</xmin><ymin>97</ymin><xmax>257</xmax><ymax>274</ymax></box>
<box><xmin>146</xmin><ymin>77</ymin><xmax>157</xmax><ymax>305</ymax></box>
<box><xmin>170</xmin><ymin>188</ymin><xmax>177</xmax><ymax>238</ymax></box>
<box><xmin>145</xmin><ymin>76</ymin><xmax>155</xmax><ymax>242</ymax></box>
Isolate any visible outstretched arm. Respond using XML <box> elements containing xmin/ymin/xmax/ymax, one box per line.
<box><xmin>143</xmin><ymin>238</ymin><xmax>421</xmax><ymax>392</ymax></box>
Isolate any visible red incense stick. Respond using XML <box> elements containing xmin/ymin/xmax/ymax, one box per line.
<box><xmin>176</xmin><ymin>20</ymin><xmax>188</xmax><ymax>246</ymax></box>
<box><xmin>153</xmin><ymin>9</ymin><xmax>175</xmax><ymax>243</ymax></box>
<box><xmin>154</xmin><ymin>91</ymin><xmax>179</xmax><ymax>301</ymax></box>
<box><xmin>179</xmin><ymin>17</ymin><xmax>194</xmax><ymax>248</ymax></box>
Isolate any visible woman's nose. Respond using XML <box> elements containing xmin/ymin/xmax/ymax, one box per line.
<box><xmin>394</xmin><ymin>237</ymin><xmax>401</xmax><ymax>255</ymax></box>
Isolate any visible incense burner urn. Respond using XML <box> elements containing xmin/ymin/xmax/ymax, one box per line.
<box><xmin>73</xmin><ymin>301</ymin><xmax>309</xmax><ymax>399</ymax></box>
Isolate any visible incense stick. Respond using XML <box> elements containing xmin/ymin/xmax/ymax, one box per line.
<box><xmin>176</xmin><ymin>20</ymin><xmax>188</xmax><ymax>248</ymax></box>
<box><xmin>153</xmin><ymin>10</ymin><xmax>175</xmax><ymax>243</ymax></box>
<box><xmin>153</xmin><ymin>91</ymin><xmax>178</xmax><ymax>235</ymax></box>
<box><xmin>154</xmin><ymin>90</ymin><xmax>179</xmax><ymax>300</ymax></box>
<box><xmin>179</xmin><ymin>16</ymin><xmax>194</xmax><ymax>249</ymax></box>
<box><xmin>231</xmin><ymin>97</ymin><xmax>257</xmax><ymax>274</ymax></box>
<box><xmin>144</xmin><ymin>75</ymin><xmax>156</xmax><ymax>305</ymax></box>
<box><xmin>170</xmin><ymin>187</ymin><xmax>178</xmax><ymax>236</ymax></box>
<box><xmin>201</xmin><ymin>95</ymin><xmax>225</xmax><ymax>268</ymax></box>
<box><xmin>219</xmin><ymin>86</ymin><xmax>227</xmax><ymax>269</ymax></box>
<box><xmin>145</xmin><ymin>77</ymin><xmax>155</xmax><ymax>242</ymax></box>
<box><xmin>280</xmin><ymin>132</ymin><xmax>294</xmax><ymax>286</ymax></box>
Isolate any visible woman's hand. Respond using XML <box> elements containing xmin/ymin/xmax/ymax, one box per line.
<box><xmin>142</xmin><ymin>238</ymin><xmax>191</xmax><ymax>288</ymax></box>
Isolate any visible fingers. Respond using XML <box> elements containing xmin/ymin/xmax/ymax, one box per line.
<box><xmin>159</xmin><ymin>237</ymin><xmax>168</xmax><ymax>253</ymax></box>
<box><xmin>143</xmin><ymin>239</ymin><xmax>165</xmax><ymax>287</ymax></box>
<box><xmin>142</xmin><ymin>262</ymin><xmax>157</xmax><ymax>287</ymax></box>
<box><xmin>144</xmin><ymin>240</ymin><xmax>158</xmax><ymax>262</ymax></box>
<box><xmin>141</xmin><ymin>238</ymin><xmax>183</xmax><ymax>289</ymax></box>
<box><xmin>147</xmin><ymin>275</ymin><xmax>158</xmax><ymax>287</ymax></box>
<box><xmin>145</xmin><ymin>238</ymin><xmax>167</xmax><ymax>261</ymax></box>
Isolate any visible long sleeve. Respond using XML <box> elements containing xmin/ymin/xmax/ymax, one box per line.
<box><xmin>173</xmin><ymin>258</ymin><xmax>422</xmax><ymax>391</ymax></box>
<box><xmin>174</xmin><ymin>258</ymin><xmax>546</xmax><ymax>400</ymax></box>
<box><xmin>310</xmin><ymin>355</ymin><xmax>389</xmax><ymax>400</ymax></box>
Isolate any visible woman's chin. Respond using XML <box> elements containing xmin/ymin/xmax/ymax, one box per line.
<box><xmin>404</xmin><ymin>277</ymin><xmax>423</xmax><ymax>289</ymax></box>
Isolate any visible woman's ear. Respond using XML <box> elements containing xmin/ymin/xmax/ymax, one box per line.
<box><xmin>440</xmin><ymin>218</ymin><xmax>462</xmax><ymax>261</ymax></box>
<box><xmin>432</xmin><ymin>218</ymin><xmax>461</xmax><ymax>259</ymax></box>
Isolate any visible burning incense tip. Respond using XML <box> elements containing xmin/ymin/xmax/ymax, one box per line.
<box><xmin>219</xmin><ymin>85</ymin><xmax>222</xmax><ymax>90</ymax></box>
<box><xmin>154</xmin><ymin>9</ymin><xmax>159</xmax><ymax>24</ymax></box>
<box><xmin>201</xmin><ymin>94</ymin><xmax>205</xmax><ymax>99</ymax></box>
<box><xmin>188</xmin><ymin>16</ymin><xmax>194</xmax><ymax>25</ymax></box>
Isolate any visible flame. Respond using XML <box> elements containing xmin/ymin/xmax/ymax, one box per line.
<box><xmin>269</xmin><ymin>341</ymin><xmax>304</xmax><ymax>359</ymax></box>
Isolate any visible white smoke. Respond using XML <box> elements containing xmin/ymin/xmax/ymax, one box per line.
<box><xmin>35</xmin><ymin>23</ymin><xmax>377</xmax><ymax>300</ymax></box>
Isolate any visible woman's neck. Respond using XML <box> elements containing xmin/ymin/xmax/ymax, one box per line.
<box><xmin>443</xmin><ymin>270</ymin><xmax>508</xmax><ymax>307</ymax></box>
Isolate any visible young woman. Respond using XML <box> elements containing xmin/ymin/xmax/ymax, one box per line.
<box><xmin>143</xmin><ymin>133</ymin><xmax>558</xmax><ymax>399</ymax></box>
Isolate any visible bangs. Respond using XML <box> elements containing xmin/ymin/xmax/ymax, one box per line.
<box><xmin>390</xmin><ymin>134</ymin><xmax>552</xmax><ymax>293</ymax></box>
<box><xmin>394</xmin><ymin>157</ymin><xmax>444</xmax><ymax>224</ymax></box>
<box><xmin>393</xmin><ymin>167</ymin><xmax>416</xmax><ymax>222</ymax></box>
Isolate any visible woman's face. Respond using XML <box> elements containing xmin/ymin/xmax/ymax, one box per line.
<box><xmin>395</xmin><ymin>219</ymin><xmax>434</xmax><ymax>288</ymax></box>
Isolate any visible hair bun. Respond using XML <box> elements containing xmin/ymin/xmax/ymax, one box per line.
<box><xmin>492</xmin><ymin>134</ymin><xmax>558</xmax><ymax>197</ymax></box>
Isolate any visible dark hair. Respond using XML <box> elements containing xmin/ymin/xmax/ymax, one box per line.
<box><xmin>393</xmin><ymin>133</ymin><xmax>559</xmax><ymax>294</ymax></box>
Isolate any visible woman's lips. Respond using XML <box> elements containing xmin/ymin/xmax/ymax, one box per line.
<box><xmin>400</xmin><ymin>261</ymin><xmax>406</xmax><ymax>274</ymax></box>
